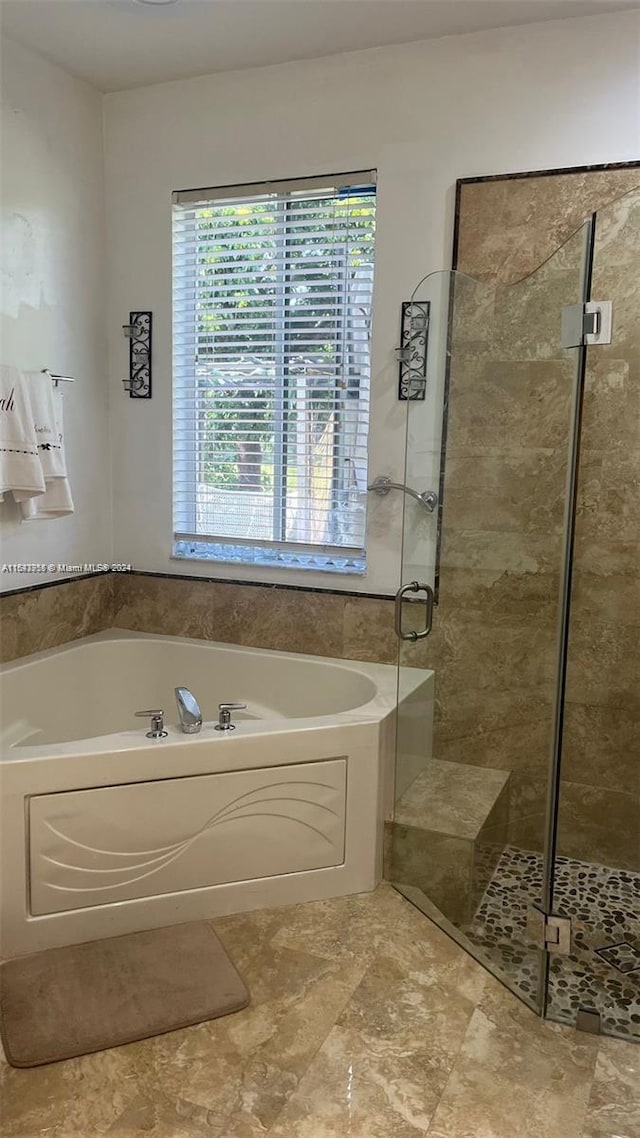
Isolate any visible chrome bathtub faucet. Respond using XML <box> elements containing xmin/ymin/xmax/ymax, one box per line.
<box><xmin>175</xmin><ymin>686</ymin><xmax>203</xmax><ymax>734</ymax></box>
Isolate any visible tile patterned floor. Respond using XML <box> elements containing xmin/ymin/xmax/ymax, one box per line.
<box><xmin>467</xmin><ymin>846</ymin><xmax>640</xmax><ymax>1041</ymax></box>
<box><xmin>1</xmin><ymin>885</ymin><xmax>638</xmax><ymax>1137</ymax></box>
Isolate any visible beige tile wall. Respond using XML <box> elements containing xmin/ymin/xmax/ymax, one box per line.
<box><xmin>0</xmin><ymin>572</ymin><xmax>398</xmax><ymax>667</ymax></box>
<box><xmin>0</xmin><ymin>575</ymin><xmax>114</xmax><ymax>663</ymax></box>
<box><xmin>111</xmin><ymin>574</ymin><xmax>398</xmax><ymax>664</ymax></box>
<box><xmin>435</xmin><ymin>166</ymin><xmax>640</xmax><ymax>868</ymax></box>
<box><xmin>558</xmin><ymin>183</ymin><xmax>640</xmax><ymax>870</ymax></box>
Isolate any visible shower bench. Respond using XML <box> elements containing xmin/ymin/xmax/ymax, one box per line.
<box><xmin>392</xmin><ymin>758</ymin><xmax>511</xmax><ymax>924</ymax></box>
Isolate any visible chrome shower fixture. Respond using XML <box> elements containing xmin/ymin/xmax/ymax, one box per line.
<box><xmin>367</xmin><ymin>475</ymin><xmax>438</xmax><ymax>513</ymax></box>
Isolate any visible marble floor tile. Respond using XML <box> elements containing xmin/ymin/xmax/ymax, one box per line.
<box><xmin>0</xmin><ymin>1044</ymin><xmax>138</xmax><ymax>1137</ymax></box>
<box><xmin>105</xmin><ymin>1091</ymin><xmax>226</xmax><ymax>1137</ymax></box>
<box><xmin>269</xmin><ymin>882</ymin><xmax>491</xmax><ymax>988</ymax></box>
<box><xmin>122</xmin><ymin>940</ymin><xmax>365</xmax><ymax>1136</ymax></box>
<box><xmin>0</xmin><ymin>885</ymin><xmax>637</xmax><ymax>1138</ymax></box>
<box><xmin>426</xmin><ymin>983</ymin><xmax>600</xmax><ymax>1138</ymax></box>
<box><xmin>582</xmin><ymin>1037</ymin><xmax>640</xmax><ymax>1138</ymax></box>
<box><xmin>269</xmin><ymin>937</ymin><xmax>486</xmax><ymax>1138</ymax></box>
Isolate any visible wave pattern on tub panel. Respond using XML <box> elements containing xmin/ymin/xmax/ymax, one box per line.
<box><xmin>29</xmin><ymin>759</ymin><xmax>347</xmax><ymax>915</ymax></box>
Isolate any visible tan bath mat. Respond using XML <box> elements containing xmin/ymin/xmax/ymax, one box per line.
<box><xmin>0</xmin><ymin>921</ymin><xmax>249</xmax><ymax>1068</ymax></box>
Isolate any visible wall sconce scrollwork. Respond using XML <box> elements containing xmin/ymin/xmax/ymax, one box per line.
<box><xmin>396</xmin><ymin>300</ymin><xmax>430</xmax><ymax>401</ymax></box>
<box><xmin>122</xmin><ymin>311</ymin><xmax>152</xmax><ymax>398</ymax></box>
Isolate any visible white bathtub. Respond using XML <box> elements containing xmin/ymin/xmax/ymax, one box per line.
<box><xmin>0</xmin><ymin>630</ymin><xmax>432</xmax><ymax>957</ymax></box>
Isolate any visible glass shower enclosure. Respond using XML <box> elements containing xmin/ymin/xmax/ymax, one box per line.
<box><xmin>390</xmin><ymin>189</ymin><xmax>639</xmax><ymax>1042</ymax></box>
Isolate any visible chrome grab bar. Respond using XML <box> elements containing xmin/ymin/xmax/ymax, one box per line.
<box><xmin>394</xmin><ymin>581</ymin><xmax>435</xmax><ymax>642</ymax></box>
<box><xmin>367</xmin><ymin>475</ymin><xmax>438</xmax><ymax>513</ymax></box>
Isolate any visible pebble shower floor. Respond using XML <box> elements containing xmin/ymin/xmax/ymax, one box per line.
<box><xmin>467</xmin><ymin>845</ymin><xmax>640</xmax><ymax>1041</ymax></box>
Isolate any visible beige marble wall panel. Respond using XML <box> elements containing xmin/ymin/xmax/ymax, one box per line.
<box><xmin>440</xmin><ymin>528</ymin><xmax>565</xmax><ymax>577</ymax></box>
<box><xmin>428</xmin><ymin>166</ymin><xmax>640</xmax><ymax>873</ymax></box>
<box><xmin>445</xmin><ymin>361</ymin><xmax>573</xmax><ymax>451</ymax></box>
<box><xmin>561</xmin><ymin>702</ymin><xmax>638</xmax><ymax>796</ymax></box>
<box><xmin>490</xmin><ymin>253</ymin><xmax>587</xmax><ymax>361</ymax></box>
<box><xmin>112</xmin><ymin>573</ymin><xmax>346</xmax><ymax>658</ymax></box>
<box><xmin>574</xmin><ymin>447</ymin><xmax>640</xmax><ymax>546</ymax></box>
<box><xmin>1</xmin><ymin>573</ymin><xmax>401</xmax><ymax>667</ymax></box>
<box><xmin>504</xmin><ymin>769</ymin><xmax>549</xmax><ymax>852</ymax></box>
<box><xmin>564</xmin><ymin>619</ymin><xmax>640</xmax><ymax>712</ymax></box>
<box><xmin>434</xmin><ymin>567</ymin><xmax>559</xmax><ymax>629</ymax></box>
<box><xmin>111</xmin><ymin>574</ymin><xmax>403</xmax><ymax>666</ymax></box>
<box><xmin>442</xmin><ymin>447</ymin><xmax>567</xmax><ymax>537</ymax></box>
<box><xmin>431</xmin><ymin>594</ymin><xmax>555</xmax><ymax>850</ymax></box>
<box><xmin>436</xmin><ymin>716</ymin><xmax>550</xmax><ymax>777</ymax></box>
<box><xmin>582</xmin><ymin>357</ymin><xmax>640</xmax><ymax>451</ymax></box>
<box><xmin>570</xmin><ymin>566</ymin><xmax>640</xmax><ymax>627</ymax></box>
<box><xmin>429</xmin><ymin>620</ymin><xmax>557</xmax><ymax>697</ymax></box>
<box><xmin>435</xmin><ymin>683</ymin><xmax>552</xmax><ymax>743</ymax></box>
<box><xmin>0</xmin><ymin>575</ymin><xmax>113</xmax><ymax>663</ymax></box>
<box><xmin>456</xmin><ymin>168</ymin><xmax>640</xmax><ymax>283</ymax></box>
<box><xmin>557</xmin><ymin>782</ymin><xmax>639</xmax><ymax>871</ymax></box>
<box><xmin>559</xmin><ymin>186</ymin><xmax>640</xmax><ymax>867</ymax></box>
<box><xmin>342</xmin><ymin>596</ymin><xmax>396</xmax><ymax>664</ymax></box>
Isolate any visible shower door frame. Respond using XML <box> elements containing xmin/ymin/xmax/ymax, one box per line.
<box><xmin>534</xmin><ymin>214</ymin><xmax>595</xmax><ymax>1012</ymax></box>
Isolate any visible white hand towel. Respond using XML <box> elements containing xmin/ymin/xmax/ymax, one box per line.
<box><xmin>20</xmin><ymin>474</ymin><xmax>74</xmax><ymax>519</ymax></box>
<box><xmin>14</xmin><ymin>373</ymin><xmax>74</xmax><ymax>520</ymax></box>
<box><xmin>0</xmin><ymin>365</ymin><xmax>46</xmax><ymax>501</ymax></box>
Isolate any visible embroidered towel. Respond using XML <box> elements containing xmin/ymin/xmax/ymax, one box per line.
<box><xmin>14</xmin><ymin>373</ymin><xmax>74</xmax><ymax>520</ymax></box>
<box><xmin>0</xmin><ymin>365</ymin><xmax>46</xmax><ymax>502</ymax></box>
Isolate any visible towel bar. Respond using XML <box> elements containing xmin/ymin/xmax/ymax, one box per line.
<box><xmin>42</xmin><ymin>369</ymin><xmax>74</xmax><ymax>387</ymax></box>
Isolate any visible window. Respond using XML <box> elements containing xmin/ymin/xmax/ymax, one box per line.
<box><xmin>172</xmin><ymin>172</ymin><xmax>376</xmax><ymax>574</ymax></box>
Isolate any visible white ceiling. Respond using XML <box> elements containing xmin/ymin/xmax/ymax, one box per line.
<box><xmin>2</xmin><ymin>0</ymin><xmax>638</xmax><ymax>92</ymax></box>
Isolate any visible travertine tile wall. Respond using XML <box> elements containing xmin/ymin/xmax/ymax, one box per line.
<box><xmin>0</xmin><ymin>572</ymin><xmax>397</xmax><ymax>667</ymax></box>
<box><xmin>559</xmin><ymin>185</ymin><xmax>640</xmax><ymax>872</ymax></box>
<box><xmin>111</xmin><ymin>574</ymin><xmax>398</xmax><ymax>664</ymax></box>
<box><xmin>434</xmin><ymin>166</ymin><xmax>640</xmax><ymax>869</ymax></box>
<box><xmin>0</xmin><ymin>575</ymin><xmax>114</xmax><ymax>663</ymax></box>
<box><xmin>430</xmin><ymin>227</ymin><xmax>582</xmax><ymax>853</ymax></box>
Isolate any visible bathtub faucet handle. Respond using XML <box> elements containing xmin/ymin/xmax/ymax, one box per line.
<box><xmin>215</xmin><ymin>702</ymin><xmax>247</xmax><ymax>732</ymax></box>
<box><xmin>134</xmin><ymin>709</ymin><xmax>168</xmax><ymax>739</ymax></box>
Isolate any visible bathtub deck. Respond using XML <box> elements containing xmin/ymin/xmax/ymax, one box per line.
<box><xmin>1</xmin><ymin>884</ymin><xmax>635</xmax><ymax>1138</ymax></box>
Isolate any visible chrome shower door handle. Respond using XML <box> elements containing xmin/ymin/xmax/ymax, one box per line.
<box><xmin>394</xmin><ymin>581</ymin><xmax>434</xmax><ymax>642</ymax></box>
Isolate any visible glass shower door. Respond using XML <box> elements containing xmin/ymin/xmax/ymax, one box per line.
<box><xmin>545</xmin><ymin>186</ymin><xmax>640</xmax><ymax>1041</ymax></box>
<box><xmin>390</xmin><ymin>222</ymin><xmax>594</xmax><ymax>1015</ymax></box>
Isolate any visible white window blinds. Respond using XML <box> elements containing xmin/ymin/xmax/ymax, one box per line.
<box><xmin>172</xmin><ymin>172</ymin><xmax>376</xmax><ymax>574</ymax></box>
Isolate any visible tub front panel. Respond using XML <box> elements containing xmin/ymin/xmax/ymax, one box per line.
<box><xmin>30</xmin><ymin>758</ymin><xmax>347</xmax><ymax>915</ymax></box>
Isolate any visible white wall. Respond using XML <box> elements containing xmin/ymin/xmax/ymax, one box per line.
<box><xmin>103</xmin><ymin>9</ymin><xmax>639</xmax><ymax>596</ymax></box>
<box><xmin>0</xmin><ymin>38</ymin><xmax>110</xmax><ymax>593</ymax></box>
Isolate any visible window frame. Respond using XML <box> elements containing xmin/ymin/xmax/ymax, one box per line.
<box><xmin>172</xmin><ymin>171</ymin><xmax>377</xmax><ymax>576</ymax></box>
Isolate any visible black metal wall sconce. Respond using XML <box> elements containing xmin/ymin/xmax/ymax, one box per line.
<box><xmin>122</xmin><ymin>311</ymin><xmax>152</xmax><ymax>398</ymax></box>
<box><xmin>396</xmin><ymin>300</ymin><xmax>430</xmax><ymax>400</ymax></box>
